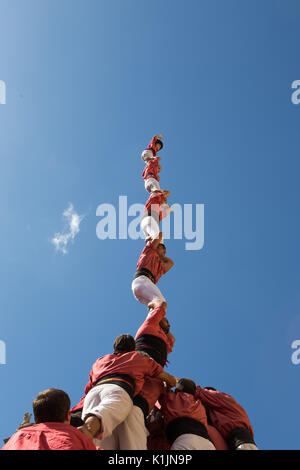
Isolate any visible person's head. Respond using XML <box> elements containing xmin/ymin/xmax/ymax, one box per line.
<box><xmin>155</xmin><ymin>139</ymin><xmax>163</xmax><ymax>152</ymax></box>
<box><xmin>33</xmin><ymin>389</ymin><xmax>71</xmax><ymax>424</ymax></box>
<box><xmin>157</xmin><ymin>243</ymin><xmax>166</xmax><ymax>258</ymax></box>
<box><xmin>176</xmin><ymin>378</ymin><xmax>196</xmax><ymax>396</ymax></box>
<box><xmin>159</xmin><ymin>317</ymin><xmax>170</xmax><ymax>334</ymax></box>
<box><xmin>113</xmin><ymin>334</ymin><xmax>136</xmax><ymax>354</ymax></box>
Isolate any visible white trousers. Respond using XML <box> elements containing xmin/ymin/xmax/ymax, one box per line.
<box><xmin>141</xmin><ymin>215</ymin><xmax>160</xmax><ymax>240</ymax></box>
<box><xmin>132</xmin><ymin>275</ymin><xmax>166</xmax><ymax>306</ymax></box>
<box><xmin>145</xmin><ymin>177</ymin><xmax>161</xmax><ymax>194</ymax></box>
<box><xmin>141</xmin><ymin>149</ymin><xmax>155</xmax><ymax>162</ymax></box>
<box><xmin>82</xmin><ymin>384</ymin><xmax>133</xmax><ymax>440</ymax></box>
<box><xmin>171</xmin><ymin>434</ymin><xmax>216</xmax><ymax>451</ymax></box>
<box><xmin>236</xmin><ymin>443</ymin><xmax>259</xmax><ymax>450</ymax></box>
<box><xmin>100</xmin><ymin>406</ymin><xmax>148</xmax><ymax>450</ymax></box>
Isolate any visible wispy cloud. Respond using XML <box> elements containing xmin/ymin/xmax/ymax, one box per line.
<box><xmin>52</xmin><ymin>204</ymin><xmax>84</xmax><ymax>254</ymax></box>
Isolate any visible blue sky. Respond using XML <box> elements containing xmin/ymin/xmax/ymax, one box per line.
<box><xmin>1</xmin><ymin>0</ymin><xmax>300</xmax><ymax>449</ymax></box>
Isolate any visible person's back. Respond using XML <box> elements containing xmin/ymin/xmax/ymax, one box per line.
<box><xmin>2</xmin><ymin>422</ymin><xmax>96</xmax><ymax>450</ymax></box>
<box><xmin>2</xmin><ymin>388</ymin><xmax>96</xmax><ymax>451</ymax></box>
<box><xmin>159</xmin><ymin>379</ymin><xmax>215</xmax><ymax>451</ymax></box>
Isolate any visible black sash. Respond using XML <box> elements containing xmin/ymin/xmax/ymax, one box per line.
<box><xmin>135</xmin><ymin>334</ymin><xmax>167</xmax><ymax>367</ymax></box>
<box><xmin>166</xmin><ymin>417</ymin><xmax>210</xmax><ymax>446</ymax></box>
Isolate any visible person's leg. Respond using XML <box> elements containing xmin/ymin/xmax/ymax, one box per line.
<box><xmin>236</xmin><ymin>443</ymin><xmax>259</xmax><ymax>450</ymax></box>
<box><xmin>117</xmin><ymin>406</ymin><xmax>148</xmax><ymax>450</ymax></box>
<box><xmin>171</xmin><ymin>434</ymin><xmax>216</xmax><ymax>451</ymax></box>
<box><xmin>98</xmin><ymin>428</ymin><xmax>119</xmax><ymax>450</ymax></box>
<box><xmin>82</xmin><ymin>384</ymin><xmax>133</xmax><ymax>440</ymax></box>
<box><xmin>145</xmin><ymin>178</ymin><xmax>161</xmax><ymax>194</ymax></box>
<box><xmin>131</xmin><ymin>276</ymin><xmax>166</xmax><ymax>306</ymax></box>
<box><xmin>141</xmin><ymin>216</ymin><xmax>160</xmax><ymax>240</ymax></box>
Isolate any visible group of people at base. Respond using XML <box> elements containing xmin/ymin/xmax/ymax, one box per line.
<box><xmin>2</xmin><ymin>136</ymin><xmax>258</xmax><ymax>451</ymax></box>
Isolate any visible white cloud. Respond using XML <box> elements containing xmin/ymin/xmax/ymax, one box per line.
<box><xmin>52</xmin><ymin>203</ymin><xmax>84</xmax><ymax>254</ymax></box>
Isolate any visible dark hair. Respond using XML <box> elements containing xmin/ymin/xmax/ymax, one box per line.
<box><xmin>113</xmin><ymin>334</ymin><xmax>136</xmax><ymax>354</ymax></box>
<box><xmin>33</xmin><ymin>389</ymin><xmax>70</xmax><ymax>424</ymax></box>
<box><xmin>176</xmin><ymin>378</ymin><xmax>196</xmax><ymax>396</ymax></box>
<box><xmin>156</xmin><ymin>139</ymin><xmax>163</xmax><ymax>150</ymax></box>
<box><xmin>158</xmin><ymin>243</ymin><xmax>166</xmax><ymax>250</ymax></box>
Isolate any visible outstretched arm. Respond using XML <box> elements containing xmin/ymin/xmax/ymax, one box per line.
<box><xmin>157</xmin><ymin>371</ymin><xmax>177</xmax><ymax>388</ymax></box>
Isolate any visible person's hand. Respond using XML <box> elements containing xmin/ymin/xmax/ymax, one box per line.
<box><xmin>155</xmin><ymin>134</ymin><xmax>163</xmax><ymax>140</ymax></box>
<box><xmin>78</xmin><ymin>424</ymin><xmax>94</xmax><ymax>441</ymax></box>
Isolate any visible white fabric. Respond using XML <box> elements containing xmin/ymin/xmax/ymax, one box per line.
<box><xmin>236</xmin><ymin>443</ymin><xmax>259</xmax><ymax>450</ymax></box>
<box><xmin>141</xmin><ymin>215</ymin><xmax>160</xmax><ymax>240</ymax></box>
<box><xmin>141</xmin><ymin>149</ymin><xmax>155</xmax><ymax>162</ymax></box>
<box><xmin>99</xmin><ymin>406</ymin><xmax>148</xmax><ymax>450</ymax></box>
<box><xmin>145</xmin><ymin>177</ymin><xmax>161</xmax><ymax>194</ymax></box>
<box><xmin>171</xmin><ymin>433</ymin><xmax>216</xmax><ymax>451</ymax></box>
<box><xmin>132</xmin><ymin>275</ymin><xmax>165</xmax><ymax>306</ymax></box>
<box><xmin>82</xmin><ymin>383</ymin><xmax>133</xmax><ymax>440</ymax></box>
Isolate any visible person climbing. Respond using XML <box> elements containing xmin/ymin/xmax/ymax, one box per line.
<box><xmin>141</xmin><ymin>191</ymin><xmax>172</xmax><ymax>242</ymax></box>
<box><xmin>73</xmin><ymin>334</ymin><xmax>177</xmax><ymax>449</ymax></box>
<box><xmin>195</xmin><ymin>386</ymin><xmax>258</xmax><ymax>450</ymax></box>
<box><xmin>135</xmin><ymin>300</ymin><xmax>175</xmax><ymax>367</ymax></box>
<box><xmin>159</xmin><ymin>378</ymin><xmax>216</xmax><ymax>450</ymax></box>
<box><xmin>2</xmin><ymin>389</ymin><xmax>96</xmax><ymax>451</ymax></box>
<box><xmin>131</xmin><ymin>232</ymin><xmax>174</xmax><ymax>306</ymax></box>
<box><xmin>142</xmin><ymin>155</ymin><xmax>163</xmax><ymax>194</ymax></box>
<box><xmin>141</xmin><ymin>134</ymin><xmax>164</xmax><ymax>162</ymax></box>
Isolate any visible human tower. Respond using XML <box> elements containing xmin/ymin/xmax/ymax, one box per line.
<box><xmin>70</xmin><ymin>135</ymin><xmax>258</xmax><ymax>451</ymax></box>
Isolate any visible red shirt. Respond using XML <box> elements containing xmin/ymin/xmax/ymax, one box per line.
<box><xmin>144</xmin><ymin>193</ymin><xmax>166</xmax><ymax>221</ymax></box>
<box><xmin>139</xmin><ymin>376</ymin><xmax>165</xmax><ymax>413</ymax></box>
<box><xmin>147</xmin><ymin>432</ymin><xmax>171</xmax><ymax>451</ymax></box>
<box><xmin>159</xmin><ymin>390</ymin><xmax>208</xmax><ymax>429</ymax></box>
<box><xmin>207</xmin><ymin>425</ymin><xmax>229</xmax><ymax>450</ymax></box>
<box><xmin>135</xmin><ymin>306</ymin><xmax>174</xmax><ymax>355</ymax></box>
<box><xmin>136</xmin><ymin>241</ymin><xmax>166</xmax><ymax>284</ymax></box>
<box><xmin>71</xmin><ymin>351</ymin><xmax>164</xmax><ymax>412</ymax></box>
<box><xmin>195</xmin><ymin>387</ymin><xmax>254</xmax><ymax>439</ymax></box>
<box><xmin>146</xmin><ymin>136</ymin><xmax>159</xmax><ymax>157</ymax></box>
<box><xmin>142</xmin><ymin>159</ymin><xmax>160</xmax><ymax>182</ymax></box>
<box><xmin>1</xmin><ymin>423</ymin><xmax>96</xmax><ymax>451</ymax></box>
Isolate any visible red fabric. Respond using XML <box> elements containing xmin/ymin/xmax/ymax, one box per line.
<box><xmin>139</xmin><ymin>376</ymin><xmax>165</xmax><ymax>413</ymax></box>
<box><xmin>1</xmin><ymin>423</ymin><xmax>96</xmax><ymax>451</ymax></box>
<box><xmin>159</xmin><ymin>390</ymin><xmax>208</xmax><ymax>429</ymax></box>
<box><xmin>195</xmin><ymin>387</ymin><xmax>254</xmax><ymax>439</ymax></box>
<box><xmin>147</xmin><ymin>433</ymin><xmax>171</xmax><ymax>450</ymax></box>
<box><xmin>136</xmin><ymin>241</ymin><xmax>166</xmax><ymax>284</ymax></box>
<box><xmin>146</xmin><ymin>136</ymin><xmax>159</xmax><ymax>157</ymax></box>
<box><xmin>72</xmin><ymin>351</ymin><xmax>164</xmax><ymax>412</ymax></box>
<box><xmin>135</xmin><ymin>306</ymin><xmax>174</xmax><ymax>354</ymax></box>
<box><xmin>144</xmin><ymin>193</ymin><xmax>166</xmax><ymax>221</ymax></box>
<box><xmin>207</xmin><ymin>425</ymin><xmax>229</xmax><ymax>450</ymax></box>
<box><xmin>142</xmin><ymin>158</ymin><xmax>160</xmax><ymax>182</ymax></box>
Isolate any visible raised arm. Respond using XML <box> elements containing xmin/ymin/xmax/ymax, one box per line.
<box><xmin>161</xmin><ymin>256</ymin><xmax>174</xmax><ymax>273</ymax></box>
<box><xmin>152</xmin><ymin>232</ymin><xmax>163</xmax><ymax>249</ymax></box>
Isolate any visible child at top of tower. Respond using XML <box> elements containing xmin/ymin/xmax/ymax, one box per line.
<box><xmin>141</xmin><ymin>135</ymin><xmax>164</xmax><ymax>162</ymax></box>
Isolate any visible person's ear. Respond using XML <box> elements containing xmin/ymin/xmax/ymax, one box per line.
<box><xmin>65</xmin><ymin>410</ymin><xmax>71</xmax><ymax>424</ymax></box>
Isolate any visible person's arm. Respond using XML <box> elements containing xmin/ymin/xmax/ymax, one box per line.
<box><xmin>161</xmin><ymin>256</ymin><xmax>174</xmax><ymax>273</ymax></box>
<box><xmin>167</xmin><ymin>331</ymin><xmax>175</xmax><ymax>344</ymax></box>
<box><xmin>157</xmin><ymin>371</ymin><xmax>177</xmax><ymax>388</ymax></box>
<box><xmin>152</xmin><ymin>232</ymin><xmax>163</xmax><ymax>249</ymax></box>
